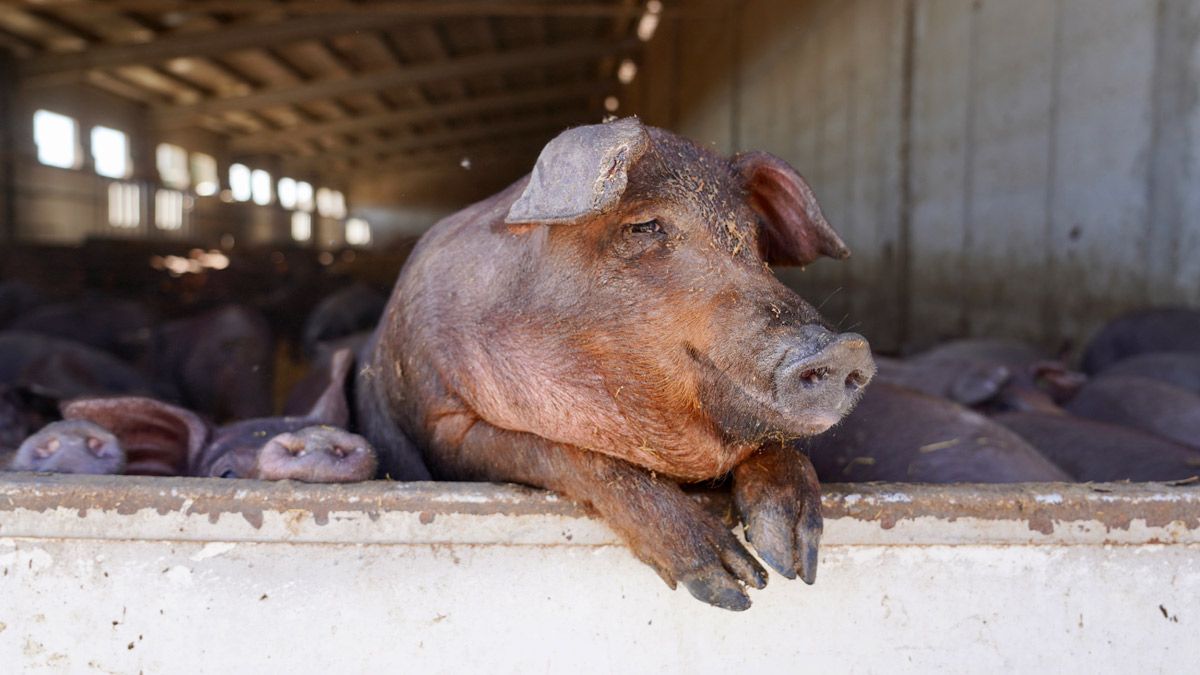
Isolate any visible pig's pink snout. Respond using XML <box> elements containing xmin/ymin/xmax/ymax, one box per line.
<box><xmin>778</xmin><ymin>331</ymin><xmax>875</xmax><ymax>432</ymax></box>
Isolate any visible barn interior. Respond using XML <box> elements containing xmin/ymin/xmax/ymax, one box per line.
<box><xmin>0</xmin><ymin>0</ymin><xmax>1198</xmax><ymax>476</ymax></box>
<box><xmin>2</xmin><ymin>2</ymin><xmax>1199</xmax><ymax>668</ymax></box>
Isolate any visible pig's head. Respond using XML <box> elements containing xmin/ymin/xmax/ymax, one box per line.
<box><xmin>502</xmin><ymin>117</ymin><xmax>874</xmax><ymax>445</ymax></box>
<box><xmin>10</xmin><ymin>419</ymin><xmax>126</xmax><ymax>475</ymax></box>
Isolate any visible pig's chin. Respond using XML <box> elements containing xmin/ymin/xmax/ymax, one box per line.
<box><xmin>773</xmin><ymin>409</ymin><xmax>846</xmax><ymax>437</ymax></box>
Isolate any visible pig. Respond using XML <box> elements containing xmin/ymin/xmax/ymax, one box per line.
<box><xmin>889</xmin><ymin>338</ymin><xmax>1085</xmax><ymax>412</ymax></box>
<box><xmin>148</xmin><ymin>304</ymin><xmax>274</xmax><ymax>422</ymax></box>
<box><xmin>873</xmin><ymin>355</ymin><xmax>1012</xmax><ymax>407</ymax></box>
<box><xmin>301</xmin><ymin>283</ymin><xmax>387</xmax><ymax>358</ymax></box>
<box><xmin>3</xmin><ymin>420</ymin><xmax>126</xmax><ymax>475</ymax></box>
<box><xmin>994</xmin><ymin>410</ymin><xmax>1200</xmax><ymax>482</ymax></box>
<box><xmin>65</xmin><ymin>348</ymin><xmax>376</xmax><ymax>482</ymax></box>
<box><xmin>355</xmin><ymin>117</ymin><xmax>876</xmax><ymax>609</ymax></box>
<box><xmin>0</xmin><ymin>331</ymin><xmax>173</xmax><ymax>402</ymax></box>
<box><xmin>805</xmin><ymin>382</ymin><xmax>1069</xmax><ymax>483</ymax></box>
<box><xmin>1064</xmin><ymin>374</ymin><xmax>1200</xmax><ymax>451</ymax></box>
<box><xmin>1098</xmin><ymin>351</ymin><xmax>1200</xmax><ymax>396</ymax></box>
<box><xmin>908</xmin><ymin>337</ymin><xmax>1050</xmax><ymax>365</ymax></box>
<box><xmin>9</xmin><ymin>296</ymin><xmax>157</xmax><ymax>363</ymax></box>
<box><xmin>1081</xmin><ymin>307</ymin><xmax>1200</xmax><ymax>373</ymax></box>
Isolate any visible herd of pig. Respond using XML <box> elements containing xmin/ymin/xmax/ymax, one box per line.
<box><xmin>811</xmin><ymin>307</ymin><xmax>1200</xmax><ymax>484</ymax></box>
<box><xmin>0</xmin><ymin>280</ymin><xmax>387</xmax><ymax>482</ymax></box>
<box><xmin>3</xmin><ymin>267</ymin><xmax>1197</xmax><ymax>487</ymax></box>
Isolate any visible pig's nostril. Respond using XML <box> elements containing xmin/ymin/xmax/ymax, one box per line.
<box><xmin>799</xmin><ymin>367</ymin><xmax>830</xmax><ymax>385</ymax></box>
<box><xmin>330</xmin><ymin>446</ymin><xmax>349</xmax><ymax>458</ymax></box>
<box><xmin>845</xmin><ymin>370</ymin><xmax>868</xmax><ymax>390</ymax></box>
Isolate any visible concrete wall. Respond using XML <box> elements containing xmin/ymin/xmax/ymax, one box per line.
<box><xmin>628</xmin><ymin>0</ymin><xmax>1200</xmax><ymax>353</ymax></box>
<box><xmin>1</xmin><ymin>475</ymin><xmax>1197</xmax><ymax>672</ymax></box>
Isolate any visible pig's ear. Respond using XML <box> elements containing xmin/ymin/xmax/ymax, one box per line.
<box><xmin>303</xmin><ymin>347</ymin><xmax>353</xmax><ymax>427</ymax></box>
<box><xmin>505</xmin><ymin>117</ymin><xmax>650</xmax><ymax>226</ymax></box>
<box><xmin>61</xmin><ymin>397</ymin><xmax>210</xmax><ymax>477</ymax></box>
<box><xmin>733</xmin><ymin>151</ymin><xmax>851</xmax><ymax>266</ymax></box>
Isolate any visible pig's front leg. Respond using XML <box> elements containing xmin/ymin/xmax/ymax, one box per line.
<box><xmin>732</xmin><ymin>444</ymin><xmax>823</xmax><ymax>584</ymax></box>
<box><xmin>433</xmin><ymin>416</ymin><xmax>767</xmax><ymax>610</ymax></box>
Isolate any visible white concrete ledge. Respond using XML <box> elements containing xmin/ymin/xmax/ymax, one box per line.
<box><xmin>1</xmin><ymin>475</ymin><xmax>1198</xmax><ymax>673</ymax></box>
<box><xmin>2</xmin><ymin>474</ymin><xmax>1197</xmax><ymax>546</ymax></box>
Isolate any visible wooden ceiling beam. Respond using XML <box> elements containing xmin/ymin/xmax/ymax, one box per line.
<box><xmin>344</xmin><ymin>135</ymin><xmax>548</xmax><ymax>175</ymax></box>
<box><xmin>23</xmin><ymin>2</ymin><xmax>644</xmax><ymax>19</ymax></box>
<box><xmin>227</xmin><ymin>80</ymin><xmax>607</xmax><ymax>151</ymax></box>
<box><xmin>288</xmin><ymin>110</ymin><xmax>588</xmax><ymax>162</ymax></box>
<box><xmin>150</xmin><ymin>39</ymin><xmax>633</xmax><ymax>123</ymax></box>
<box><xmin>17</xmin><ymin>12</ymin><xmax>416</xmax><ymax>85</ymax></box>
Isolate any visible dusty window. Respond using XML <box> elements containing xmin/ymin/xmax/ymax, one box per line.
<box><xmin>33</xmin><ymin>110</ymin><xmax>79</xmax><ymax>169</ymax></box>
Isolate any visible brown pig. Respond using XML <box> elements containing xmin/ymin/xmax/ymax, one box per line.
<box><xmin>64</xmin><ymin>349</ymin><xmax>377</xmax><ymax>482</ymax></box>
<box><xmin>356</xmin><ymin>117</ymin><xmax>875</xmax><ymax>610</ymax></box>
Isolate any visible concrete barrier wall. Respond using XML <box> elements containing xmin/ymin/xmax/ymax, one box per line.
<box><xmin>1</xmin><ymin>475</ymin><xmax>1197</xmax><ymax>673</ymax></box>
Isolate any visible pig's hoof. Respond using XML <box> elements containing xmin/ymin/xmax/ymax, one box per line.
<box><xmin>645</xmin><ymin>513</ymin><xmax>767</xmax><ymax>611</ymax></box>
<box><xmin>734</xmin><ymin>464</ymin><xmax>824</xmax><ymax>585</ymax></box>
<box><xmin>680</xmin><ymin>573</ymin><xmax>753</xmax><ymax>611</ymax></box>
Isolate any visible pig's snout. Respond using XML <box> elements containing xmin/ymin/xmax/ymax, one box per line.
<box><xmin>777</xmin><ymin>330</ymin><xmax>875</xmax><ymax>434</ymax></box>
<box><xmin>255</xmin><ymin>427</ymin><xmax>378</xmax><ymax>483</ymax></box>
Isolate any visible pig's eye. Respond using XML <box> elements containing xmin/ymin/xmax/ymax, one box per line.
<box><xmin>627</xmin><ymin>219</ymin><xmax>663</xmax><ymax>235</ymax></box>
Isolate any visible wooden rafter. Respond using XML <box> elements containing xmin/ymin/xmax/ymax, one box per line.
<box><xmin>150</xmin><ymin>39</ymin><xmax>634</xmax><ymax>122</ymax></box>
<box><xmin>227</xmin><ymin>80</ymin><xmax>608</xmax><ymax>150</ymax></box>
<box><xmin>18</xmin><ymin>13</ymin><xmax>421</xmax><ymax>85</ymax></box>
<box><xmin>19</xmin><ymin>2</ymin><xmax>647</xmax><ymax>19</ymax></box>
<box><xmin>343</xmin><ymin>134</ymin><xmax>551</xmax><ymax>174</ymax></box>
<box><xmin>293</xmin><ymin>110</ymin><xmax>587</xmax><ymax>161</ymax></box>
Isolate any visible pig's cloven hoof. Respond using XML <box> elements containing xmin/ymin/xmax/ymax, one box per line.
<box><xmin>733</xmin><ymin>451</ymin><xmax>824</xmax><ymax>585</ymax></box>
<box><xmin>640</xmin><ymin>508</ymin><xmax>768</xmax><ymax>611</ymax></box>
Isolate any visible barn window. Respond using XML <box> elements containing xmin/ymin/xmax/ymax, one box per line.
<box><xmin>156</xmin><ymin>143</ymin><xmax>190</xmax><ymax>189</ymax></box>
<box><xmin>291</xmin><ymin>211</ymin><xmax>312</xmax><ymax>242</ymax></box>
<box><xmin>251</xmin><ymin>169</ymin><xmax>272</xmax><ymax>206</ymax></box>
<box><xmin>345</xmin><ymin>217</ymin><xmax>371</xmax><ymax>246</ymax></box>
<box><xmin>107</xmin><ymin>182</ymin><xmax>141</xmax><ymax>228</ymax></box>
<box><xmin>229</xmin><ymin>163</ymin><xmax>252</xmax><ymax>202</ymax></box>
<box><xmin>191</xmin><ymin>153</ymin><xmax>218</xmax><ymax>197</ymax></box>
<box><xmin>637</xmin><ymin>0</ymin><xmax>662</xmax><ymax>41</ymax></box>
<box><xmin>91</xmin><ymin>126</ymin><xmax>129</xmax><ymax>179</ymax></box>
<box><xmin>278</xmin><ymin>177</ymin><xmax>297</xmax><ymax>210</ymax></box>
<box><xmin>317</xmin><ymin>188</ymin><xmax>346</xmax><ymax>219</ymax></box>
<box><xmin>295</xmin><ymin>181</ymin><xmax>314</xmax><ymax>212</ymax></box>
<box><xmin>33</xmin><ymin>110</ymin><xmax>79</xmax><ymax>169</ymax></box>
<box><xmin>155</xmin><ymin>189</ymin><xmax>185</xmax><ymax>230</ymax></box>
<box><xmin>617</xmin><ymin>58</ymin><xmax>638</xmax><ymax>84</ymax></box>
